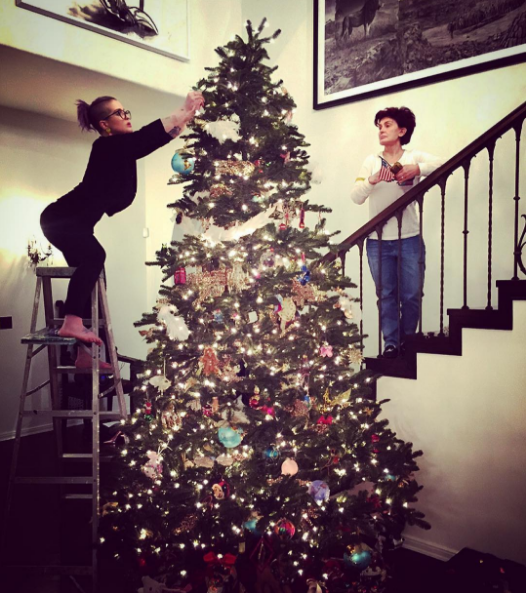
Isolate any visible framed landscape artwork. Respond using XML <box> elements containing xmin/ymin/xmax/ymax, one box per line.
<box><xmin>314</xmin><ymin>0</ymin><xmax>526</xmax><ymax>109</ymax></box>
<box><xmin>16</xmin><ymin>0</ymin><xmax>190</xmax><ymax>61</ymax></box>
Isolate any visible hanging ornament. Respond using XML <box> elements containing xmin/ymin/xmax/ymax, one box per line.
<box><xmin>215</xmin><ymin>160</ymin><xmax>255</xmax><ymax>177</ymax></box>
<box><xmin>348</xmin><ymin>347</ymin><xmax>364</xmax><ymax>365</ymax></box>
<box><xmin>212</xmin><ymin>480</ymin><xmax>231</xmax><ymax>500</ymax></box>
<box><xmin>157</xmin><ymin>305</ymin><xmax>190</xmax><ymax>341</ymax></box>
<box><xmin>141</xmin><ymin>450</ymin><xmax>163</xmax><ymax>480</ymax></box>
<box><xmin>319</xmin><ymin>343</ymin><xmax>333</xmax><ymax>358</ymax></box>
<box><xmin>280</xmin><ymin>151</ymin><xmax>291</xmax><ymax>164</ymax></box>
<box><xmin>299</xmin><ymin>207</ymin><xmax>306</xmax><ymax>229</ymax></box>
<box><xmin>264</xmin><ymin>447</ymin><xmax>279</xmax><ymax>460</ymax></box>
<box><xmin>291</xmin><ymin>279</ymin><xmax>318</xmax><ymax>309</ymax></box>
<box><xmin>308</xmin><ymin>480</ymin><xmax>330</xmax><ymax>503</ymax></box>
<box><xmin>210</xmin><ymin>183</ymin><xmax>233</xmax><ymax>199</ymax></box>
<box><xmin>161</xmin><ymin>402</ymin><xmax>178</xmax><ymax>429</ymax></box>
<box><xmin>199</xmin><ymin>347</ymin><xmax>221</xmax><ymax>376</ymax></box>
<box><xmin>218</xmin><ymin>426</ymin><xmax>243</xmax><ymax>448</ymax></box>
<box><xmin>244</xmin><ymin>517</ymin><xmax>261</xmax><ymax>535</ymax></box>
<box><xmin>194</xmin><ymin>456</ymin><xmax>214</xmax><ymax>469</ymax></box>
<box><xmin>277</xmin><ymin>297</ymin><xmax>296</xmax><ymax>334</ymax></box>
<box><xmin>174</xmin><ymin>267</ymin><xmax>186</xmax><ymax>284</ymax></box>
<box><xmin>298</xmin><ymin>264</ymin><xmax>311</xmax><ymax>286</ymax></box>
<box><xmin>281</xmin><ymin>458</ymin><xmax>298</xmax><ymax>476</ymax></box>
<box><xmin>216</xmin><ymin>454</ymin><xmax>234</xmax><ymax>466</ymax></box>
<box><xmin>143</xmin><ymin>400</ymin><xmax>153</xmax><ymax>422</ymax></box>
<box><xmin>171</xmin><ymin>150</ymin><xmax>195</xmax><ymax>176</ymax></box>
<box><xmin>343</xmin><ymin>544</ymin><xmax>372</xmax><ymax>571</ymax></box>
<box><xmin>148</xmin><ymin>374</ymin><xmax>171</xmax><ymax>392</ymax></box>
<box><xmin>205</xmin><ymin>117</ymin><xmax>241</xmax><ymax>144</ymax></box>
<box><xmin>273</xmin><ymin>518</ymin><xmax>295</xmax><ymax>541</ymax></box>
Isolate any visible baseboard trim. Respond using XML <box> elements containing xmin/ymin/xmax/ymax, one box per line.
<box><xmin>0</xmin><ymin>420</ymin><xmax>83</xmax><ymax>442</ymax></box>
<box><xmin>403</xmin><ymin>535</ymin><xmax>457</xmax><ymax>562</ymax></box>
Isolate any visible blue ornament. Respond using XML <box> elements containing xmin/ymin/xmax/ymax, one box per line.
<box><xmin>171</xmin><ymin>151</ymin><xmax>195</xmax><ymax>176</ymax></box>
<box><xmin>385</xmin><ymin>474</ymin><xmax>397</xmax><ymax>481</ymax></box>
<box><xmin>213</xmin><ymin>310</ymin><xmax>224</xmax><ymax>323</ymax></box>
<box><xmin>298</xmin><ymin>265</ymin><xmax>310</xmax><ymax>286</ymax></box>
<box><xmin>218</xmin><ymin>426</ymin><xmax>242</xmax><ymax>448</ymax></box>
<box><xmin>343</xmin><ymin>546</ymin><xmax>372</xmax><ymax>571</ymax></box>
<box><xmin>264</xmin><ymin>448</ymin><xmax>279</xmax><ymax>460</ymax></box>
<box><xmin>244</xmin><ymin>518</ymin><xmax>261</xmax><ymax>534</ymax></box>
<box><xmin>308</xmin><ymin>480</ymin><xmax>330</xmax><ymax>503</ymax></box>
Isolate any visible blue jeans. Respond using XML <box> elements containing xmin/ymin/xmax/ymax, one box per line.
<box><xmin>366</xmin><ymin>235</ymin><xmax>425</xmax><ymax>349</ymax></box>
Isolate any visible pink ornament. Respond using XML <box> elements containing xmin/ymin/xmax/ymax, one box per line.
<box><xmin>319</xmin><ymin>344</ymin><xmax>333</xmax><ymax>358</ymax></box>
<box><xmin>281</xmin><ymin>458</ymin><xmax>299</xmax><ymax>476</ymax></box>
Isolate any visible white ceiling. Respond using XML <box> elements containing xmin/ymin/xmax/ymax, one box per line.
<box><xmin>0</xmin><ymin>44</ymin><xmax>183</xmax><ymax>123</ymax></box>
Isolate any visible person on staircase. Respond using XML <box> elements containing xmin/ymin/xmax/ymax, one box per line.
<box><xmin>40</xmin><ymin>91</ymin><xmax>204</xmax><ymax>368</ymax></box>
<box><xmin>350</xmin><ymin>106</ymin><xmax>444</xmax><ymax>359</ymax></box>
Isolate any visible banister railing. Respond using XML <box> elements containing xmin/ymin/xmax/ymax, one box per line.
<box><xmin>324</xmin><ymin>101</ymin><xmax>526</xmax><ymax>359</ymax></box>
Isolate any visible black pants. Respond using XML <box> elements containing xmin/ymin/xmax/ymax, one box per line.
<box><xmin>40</xmin><ymin>204</ymin><xmax>106</xmax><ymax>319</ymax></box>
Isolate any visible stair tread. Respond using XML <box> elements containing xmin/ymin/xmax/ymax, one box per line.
<box><xmin>21</xmin><ymin>328</ymin><xmax>77</xmax><ymax>345</ymax></box>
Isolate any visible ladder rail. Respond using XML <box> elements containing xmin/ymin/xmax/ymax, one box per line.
<box><xmin>2</xmin><ymin>269</ymin><xmax>129</xmax><ymax>593</ymax></box>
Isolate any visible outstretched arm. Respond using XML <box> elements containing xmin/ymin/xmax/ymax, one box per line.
<box><xmin>162</xmin><ymin>91</ymin><xmax>205</xmax><ymax>138</ymax></box>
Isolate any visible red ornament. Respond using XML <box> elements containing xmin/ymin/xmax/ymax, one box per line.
<box><xmin>317</xmin><ymin>415</ymin><xmax>333</xmax><ymax>425</ymax></box>
<box><xmin>174</xmin><ymin>267</ymin><xmax>186</xmax><ymax>284</ymax></box>
<box><xmin>371</xmin><ymin>434</ymin><xmax>380</xmax><ymax>443</ymax></box>
<box><xmin>299</xmin><ymin>207</ymin><xmax>305</xmax><ymax>229</ymax></box>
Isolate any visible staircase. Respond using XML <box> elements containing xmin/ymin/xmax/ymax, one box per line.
<box><xmin>325</xmin><ymin>101</ymin><xmax>526</xmax><ymax>379</ymax></box>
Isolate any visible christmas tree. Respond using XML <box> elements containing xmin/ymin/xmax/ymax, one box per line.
<box><xmin>101</xmin><ymin>20</ymin><xmax>429</xmax><ymax>593</ymax></box>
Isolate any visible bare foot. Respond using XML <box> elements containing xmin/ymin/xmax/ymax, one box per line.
<box><xmin>58</xmin><ymin>314</ymin><xmax>102</xmax><ymax>346</ymax></box>
<box><xmin>75</xmin><ymin>347</ymin><xmax>113</xmax><ymax>371</ymax></box>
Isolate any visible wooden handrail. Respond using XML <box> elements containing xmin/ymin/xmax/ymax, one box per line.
<box><xmin>324</xmin><ymin>101</ymin><xmax>526</xmax><ymax>262</ymax></box>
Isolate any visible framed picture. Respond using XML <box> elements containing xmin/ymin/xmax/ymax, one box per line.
<box><xmin>314</xmin><ymin>0</ymin><xmax>526</xmax><ymax>109</ymax></box>
<box><xmin>16</xmin><ymin>0</ymin><xmax>190</xmax><ymax>62</ymax></box>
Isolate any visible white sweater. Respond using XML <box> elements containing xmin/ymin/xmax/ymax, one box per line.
<box><xmin>350</xmin><ymin>149</ymin><xmax>444</xmax><ymax>240</ymax></box>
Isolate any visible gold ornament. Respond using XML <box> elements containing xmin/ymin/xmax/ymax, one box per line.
<box><xmin>210</xmin><ymin>183</ymin><xmax>233</xmax><ymax>199</ymax></box>
<box><xmin>215</xmin><ymin>160</ymin><xmax>255</xmax><ymax>177</ymax></box>
<box><xmin>348</xmin><ymin>347</ymin><xmax>364</xmax><ymax>365</ymax></box>
<box><xmin>278</xmin><ymin>297</ymin><xmax>296</xmax><ymax>334</ymax></box>
<box><xmin>291</xmin><ymin>279</ymin><xmax>319</xmax><ymax>308</ymax></box>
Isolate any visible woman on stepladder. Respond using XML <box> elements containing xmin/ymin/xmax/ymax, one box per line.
<box><xmin>40</xmin><ymin>90</ymin><xmax>204</xmax><ymax>369</ymax></box>
<box><xmin>350</xmin><ymin>107</ymin><xmax>444</xmax><ymax>359</ymax></box>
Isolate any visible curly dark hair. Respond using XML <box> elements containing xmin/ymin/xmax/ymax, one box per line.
<box><xmin>374</xmin><ymin>106</ymin><xmax>416</xmax><ymax>145</ymax></box>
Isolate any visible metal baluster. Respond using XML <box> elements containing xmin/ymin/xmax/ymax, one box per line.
<box><xmin>512</xmin><ymin>120</ymin><xmax>524</xmax><ymax>280</ymax></box>
<box><xmin>396</xmin><ymin>211</ymin><xmax>404</xmax><ymax>351</ymax></box>
<box><xmin>462</xmin><ymin>159</ymin><xmax>472</xmax><ymax>309</ymax></box>
<box><xmin>486</xmin><ymin>141</ymin><xmax>496</xmax><ymax>310</ymax></box>
<box><xmin>417</xmin><ymin>195</ymin><xmax>424</xmax><ymax>335</ymax></box>
<box><xmin>438</xmin><ymin>177</ymin><xmax>449</xmax><ymax>337</ymax></box>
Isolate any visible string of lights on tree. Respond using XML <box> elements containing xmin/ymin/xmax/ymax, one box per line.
<box><xmin>100</xmin><ymin>19</ymin><xmax>429</xmax><ymax>593</ymax></box>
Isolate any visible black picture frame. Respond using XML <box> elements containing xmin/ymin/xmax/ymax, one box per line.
<box><xmin>314</xmin><ymin>0</ymin><xmax>526</xmax><ymax>110</ymax></box>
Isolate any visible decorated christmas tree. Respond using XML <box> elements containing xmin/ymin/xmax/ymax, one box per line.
<box><xmin>101</xmin><ymin>20</ymin><xmax>429</xmax><ymax>593</ymax></box>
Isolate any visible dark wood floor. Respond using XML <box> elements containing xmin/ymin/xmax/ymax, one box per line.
<box><xmin>0</xmin><ymin>428</ymin><xmax>524</xmax><ymax>593</ymax></box>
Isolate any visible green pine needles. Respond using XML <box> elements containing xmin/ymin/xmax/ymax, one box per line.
<box><xmin>100</xmin><ymin>19</ymin><xmax>429</xmax><ymax>593</ymax></box>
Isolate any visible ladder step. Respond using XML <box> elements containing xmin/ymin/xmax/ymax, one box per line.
<box><xmin>61</xmin><ymin>453</ymin><xmax>113</xmax><ymax>461</ymax></box>
<box><xmin>21</xmin><ymin>328</ymin><xmax>76</xmax><ymax>345</ymax></box>
<box><xmin>49</xmin><ymin>318</ymin><xmax>106</xmax><ymax>327</ymax></box>
<box><xmin>63</xmin><ymin>493</ymin><xmax>93</xmax><ymax>500</ymax></box>
<box><xmin>14</xmin><ymin>477</ymin><xmax>95</xmax><ymax>485</ymax></box>
<box><xmin>0</xmin><ymin>564</ymin><xmax>93</xmax><ymax>576</ymax></box>
<box><xmin>23</xmin><ymin>410</ymin><xmax>122</xmax><ymax>420</ymax></box>
<box><xmin>36</xmin><ymin>266</ymin><xmax>103</xmax><ymax>282</ymax></box>
<box><xmin>54</xmin><ymin>365</ymin><xmax>114</xmax><ymax>375</ymax></box>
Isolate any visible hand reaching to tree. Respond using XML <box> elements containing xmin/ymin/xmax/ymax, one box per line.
<box><xmin>163</xmin><ymin>91</ymin><xmax>205</xmax><ymax>138</ymax></box>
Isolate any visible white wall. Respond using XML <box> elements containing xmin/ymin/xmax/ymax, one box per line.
<box><xmin>0</xmin><ymin>0</ymin><xmax>243</xmax><ymax>439</ymax></box>
<box><xmin>241</xmin><ymin>0</ymin><xmax>526</xmax><ymax>355</ymax></box>
<box><xmin>379</xmin><ymin>301</ymin><xmax>526</xmax><ymax>566</ymax></box>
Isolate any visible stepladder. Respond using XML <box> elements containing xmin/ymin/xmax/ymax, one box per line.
<box><xmin>2</xmin><ymin>266</ymin><xmax>128</xmax><ymax>593</ymax></box>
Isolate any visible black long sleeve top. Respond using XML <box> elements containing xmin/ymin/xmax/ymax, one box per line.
<box><xmin>51</xmin><ymin>119</ymin><xmax>172</xmax><ymax>227</ymax></box>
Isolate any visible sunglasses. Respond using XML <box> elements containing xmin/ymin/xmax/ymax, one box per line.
<box><xmin>102</xmin><ymin>109</ymin><xmax>132</xmax><ymax>121</ymax></box>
